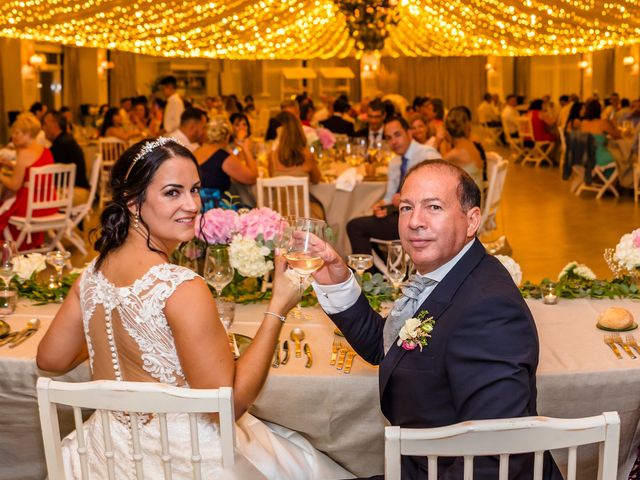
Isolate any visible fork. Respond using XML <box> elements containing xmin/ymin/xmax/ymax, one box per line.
<box><xmin>626</xmin><ymin>335</ymin><xmax>640</xmax><ymax>356</ymax></box>
<box><xmin>336</xmin><ymin>345</ymin><xmax>348</xmax><ymax>370</ymax></box>
<box><xmin>612</xmin><ymin>333</ymin><xmax>636</xmax><ymax>359</ymax></box>
<box><xmin>603</xmin><ymin>334</ymin><xmax>623</xmax><ymax>359</ymax></box>
<box><xmin>343</xmin><ymin>351</ymin><xmax>357</xmax><ymax>374</ymax></box>
<box><xmin>329</xmin><ymin>338</ymin><xmax>340</xmax><ymax>366</ymax></box>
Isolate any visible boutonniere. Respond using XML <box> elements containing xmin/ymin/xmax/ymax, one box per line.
<box><xmin>397</xmin><ymin>310</ymin><xmax>436</xmax><ymax>351</ymax></box>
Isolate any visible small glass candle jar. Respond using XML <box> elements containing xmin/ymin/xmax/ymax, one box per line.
<box><xmin>542</xmin><ymin>283</ymin><xmax>558</xmax><ymax>305</ymax></box>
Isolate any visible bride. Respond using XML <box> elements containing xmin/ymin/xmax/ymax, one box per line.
<box><xmin>36</xmin><ymin>137</ymin><xmax>353</xmax><ymax>479</ymax></box>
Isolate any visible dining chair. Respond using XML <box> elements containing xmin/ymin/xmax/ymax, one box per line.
<box><xmin>63</xmin><ymin>156</ymin><xmax>101</xmax><ymax>256</ymax></box>
<box><xmin>517</xmin><ymin>116</ymin><xmax>554</xmax><ymax>168</ymax></box>
<box><xmin>478</xmin><ymin>152</ymin><xmax>508</xmax><ymax>236</ymax></box>
<box><xmin>256</xmin><ymin>176</ymin><xmax>310</xmax><ymax>218</ymax></box>
<box><xmin>502</xmin><ymin>118</ymin><xmax>525</xmax><ymax>162</ymax></box>
<box><xmin>98</xmin><ymin>137</ymin><xmax>127</xmax><ymax>211</ymax></box>
<box><xmin>574</xmin><ymin>162</ymin><xmax>619</xmax><ymax>200</ymax></box>
<box><xmin>480</xmin><ymin>121</ymin><xmax>503</xmax><ymax>148</ymax></box>
<box><xmin>37</xmin><ymin>377</ymin><xmax>238</xmax><ymax>480</ymax></box>
<box><xmin>4</xmin><ymin>163</ymin><xmax>76</xmax><ymax>253</ymax></box>
<box><xmin>385</xmin><ymin>411</ymin><xmax>620</xmax><ymax>480</ymax></box>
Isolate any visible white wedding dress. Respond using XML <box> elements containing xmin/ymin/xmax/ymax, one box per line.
<box><xmin>61</xmin><ymin>260</ymin><xmax>353</xmax><ymax>480</ymax></box>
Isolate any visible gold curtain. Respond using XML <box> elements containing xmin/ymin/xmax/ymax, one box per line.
<box><xmin>379</xmin><ymin>56</ymin><xmax>487</xmax><ymax>112</ymax></box>
<box><xmin>0</xmin><ymin>38</ymin><xmax>7</xmax><ymax>143</ymax></box>
<box><xmin>63</xmin><ymin>46</ymin><xmax>82</xmax><ymax>117</ymax></box>
<box><xmin>108</xmin><ymin>50</ymin><xmax>138</xmax><ymax>104</ymax></box>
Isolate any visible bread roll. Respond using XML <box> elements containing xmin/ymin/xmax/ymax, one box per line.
<box><xmin>597</xmin><ymin>307</ymin><xmax>634</xmax><ymax>330</ymax></box>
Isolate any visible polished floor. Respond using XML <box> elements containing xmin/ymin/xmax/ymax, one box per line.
<box><xmin>482</xmin><ymin>148</ymin><xmax>640</xmax><ymax>282</ymax></box>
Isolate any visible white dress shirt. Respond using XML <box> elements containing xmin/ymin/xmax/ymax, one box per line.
<box><xmin>168</xmin><ymin>129</ymin><xmax>199</xmax><ymax>152</ymax></box>
<box><xmin>163</xmin><ymin>92</ymin><xmax>185</xmax><ymax>135</ymax></box>
<box><xmin>501</xmin><ymin>105</ymin><xmax>520</xmax><ymax>135</ymax></box>
<box><xmin>368</xmin><ymin>128</ymin><xmax>384</xmax><ymax>146</ymax></box>
<box><xmin>313</xmin><ymin>239</ymin><xmax>476</xmax><ymax>315</ymax></box>
<box><xmin>383</xmin><ymin>140</ymin><xmax>441</xmax><ymax>203</ymax></box>
<box><xmin>477</xmin><ymin>101</ymin><xmax>500</xmax><ymax>124</ymax></box>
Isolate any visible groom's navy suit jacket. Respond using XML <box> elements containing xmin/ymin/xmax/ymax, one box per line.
<box><xmin>330</xmin><ymin>240</ymin><xmax>562</xmax><ymax>479</ymax></box>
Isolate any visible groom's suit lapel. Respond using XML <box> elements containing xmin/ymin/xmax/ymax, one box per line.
<box><xmin>379</xmin><ymin>240</ymin><xmax>487</xmax><ymax>398</ymax></box>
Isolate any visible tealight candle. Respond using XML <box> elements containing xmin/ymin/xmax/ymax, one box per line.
<box><xmin>542</xmin><ymin>284</ymin><xmax>558</xmax><ymax>305</ymax></box>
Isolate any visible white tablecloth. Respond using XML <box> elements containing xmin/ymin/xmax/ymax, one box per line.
<box><xmin>2</xmin><ymin>298</ymin><xmax>640</xmax><ymax>479</ymax></box>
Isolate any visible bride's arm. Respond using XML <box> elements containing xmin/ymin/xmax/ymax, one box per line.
<box><xmin>37</xmin><ymin>278</ymin><xmax>89</xmax><ymax>373</ymax></box>
<box><xmin>167</xmin><ymin>256</ymin><xmax>299</xmax><ymax>418</ymax></box>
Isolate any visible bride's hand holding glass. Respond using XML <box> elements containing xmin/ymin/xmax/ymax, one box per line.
<box><xmin>268</xmin><ymin>254</ymin><xmax>301</xmax><ymax>317</ymax></box>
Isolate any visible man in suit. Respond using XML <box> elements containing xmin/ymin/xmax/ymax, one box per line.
<box><xmin>346</xmin><ymin>116</ymin><xmax>440</xmax><ymax>254</ymax></box>
<box><xmin>320</xmin><ymin>98</ymin><xmax>355</xmax><ymax>136</ymax></box>
<box><xmin>312</xmin><ymin>160</ymin><xmax>561</xmax><ymax>479</ymax></box>
<box><xmin>354</xmin><ymin>98</ymin><xmax>386</xmax><ymax>146</ymax></box>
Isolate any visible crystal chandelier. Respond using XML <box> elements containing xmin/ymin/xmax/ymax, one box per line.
<box><xmin>334</xmin><ymin>0</ymin><xmax>400</xmax><ymax>52</ymax></box>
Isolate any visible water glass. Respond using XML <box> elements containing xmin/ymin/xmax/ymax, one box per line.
<box><xmin>0</xmin><ymin>288</ymin><xmax>17</xmax><ymax>315</ymax></box>
<box><xmin>217</xmin><ymin>299</ymin><xmax>236</xmax><ymax>330</ymax></box>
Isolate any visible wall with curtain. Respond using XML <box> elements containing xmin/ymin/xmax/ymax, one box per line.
<box><xmin>108</xmin><ymin>50</ymin><xmax>138</xmax><ymax>104</ymax></box>
<box><xmin>379</xmin><ymin>56</ymin><xmax>488</xmax><ymax>112</ymax></box>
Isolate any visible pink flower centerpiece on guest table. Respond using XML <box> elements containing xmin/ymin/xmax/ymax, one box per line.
<box><xmin>316</xmin><ymin>128</ymin><xmax>336</xmax><ymax>150</ymax></box>
<box><xmin>196</xmin><ymin>209</ymin><xmax>238</xmax><ymax>245</ymax></box>
<box><xmin>237</xmin><ymin>207</ymin><xmax>283</xmax><ymax>242</ymax></box>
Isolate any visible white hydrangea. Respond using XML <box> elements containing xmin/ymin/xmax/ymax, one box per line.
<box><xmin>614</xmin><ymin>232</ymin><xmax>640</xmax><ymax>271</ymax></box>
<box><xmin>12</xmin><ymin>253</ymin><xmax>47</xmax><ymax>281</ymax></box>
<box><xmin>494</xmin><ymin>255</ymin><xmax>523</xmax><ymax>286</ymax></box>
<box><xmin>229</xmin><ymin>235</ymin><xmax>273</xmax><ymax>278</ymax></box>
<box><xmin>558</xmin><ymin>261</ymin><xmax>596</xmax><ymax>281</ymax></box>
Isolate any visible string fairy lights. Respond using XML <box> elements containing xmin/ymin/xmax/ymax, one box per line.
<box><xmin>0</xmin><ymin>0</ymin><xmax>639</xmax><ymax>59</ymax></box>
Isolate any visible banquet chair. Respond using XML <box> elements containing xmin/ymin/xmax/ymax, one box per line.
<box><xmin>517</xmin><ymin>116</ymin><xmax>554</xmax><ymax>168</ymax></box>
<box><xmin>478</xmin><ymin>152</ymin><xmax>508</xmax><ymax>236</ymax></box>
<box><xmin>256</xmin><ymin>176</ymin><xmax>310</xmax><ymax>218</ymax></box>
<box><xmin>4</xmin><ymin>164</ymin><xmax>76</xmax><ymax>253</ymax></box>
<box><xmin>385</xmin><ymin>411</ymin><xmax>620</xmax><ymax>480</ymax></box>
<box><xmin>574</xmin><ymin>163</ymin><xmax>619</xmax><ymax>200</ymax></box>
<box><xmin>502</xmin><ymin>119</ymin><xmax>524</xmax><ymax>162</ymax></box>
<box><xmin>37</xmin><ymin>377</ymin><xmax>245</xmax><ymax>480</ymax></box>
<box><xmin>63</xmin><ymin>156</ymin><xmax>101</xmax><ymax>256</ymax></box>
<box><xmin>480</xmin><ymin>122</ymin><xmax>503</xmax><ymax>148</ymax></box>
<box><xmin>98</xmin><ymin>137</ymin><xmax>127</xmax><ymax>211</ymax></box>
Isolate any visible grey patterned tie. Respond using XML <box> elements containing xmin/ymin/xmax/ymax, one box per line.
<box><xmin>383</xmin><ymin>275</ymin><xmax>438</xmax><ymax>354</ymax></box>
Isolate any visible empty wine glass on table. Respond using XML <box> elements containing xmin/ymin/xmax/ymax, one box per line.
<box><xmin>386</xmin><ymin>241</ymin><xmax>407</xmax><ymax>296</ymax></box>
<box><xmin>284</xmin><ymin>218</ymin><xmax>326</xmax><ymax>296</ymax></box>
<box><xmin>347</xmin><ymin>254</ymin><xmax>373</xmax><ymax>282</ymax></box>
<box><xmin>203</xmin><ymin>245</ymin><xmax>235</xmax><ymax>329</ymax></box>
<box><xmin>45</xmin><ymin>250</ymin><xmax>71</xmax><ymax>302</ymax></box>
<box><xmin>0</xmin><ymin>241</ymin><xmax>17</xmax><ymax>315</ymax></box>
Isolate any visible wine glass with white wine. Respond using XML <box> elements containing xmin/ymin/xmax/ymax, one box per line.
<box><xmin>0</xmin><ymin>241</ymin><xmax>17</xmax><ymax>315</ymax></box>
<box><xmin>386</xmin><ymin>241</ymin><xmax>407</xmax><ymax>296</ymax></box>
<box><xmin>284</xmin><ymin>218</ymin><xmax>326</xmax><ymax>296</ymax></box>
<box><xmin>203</xmin><ymin>245</ymin><xmax>235</xmax><ymax>329</ymax></box>
<box><xmin>347</xmin><ymin>254</ymin><xmax>373</xmax><ymax>282</ymax></box>
<box><xmin>45</xmin><ymin>250</ymin><xmax>71</xmax><ymax>302</ymax></box>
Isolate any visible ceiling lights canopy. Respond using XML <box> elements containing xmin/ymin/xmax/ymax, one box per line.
<box><xmin>0</xmin><ymin>0</ymin><xmax>639</xmax><ymax>59</ymax></box>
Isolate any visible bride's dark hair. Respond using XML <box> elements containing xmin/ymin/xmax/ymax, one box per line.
<box><xmin>93</xmin><ymin>138</ymin><xmax>199</xmax><ymax>269</ymax></box>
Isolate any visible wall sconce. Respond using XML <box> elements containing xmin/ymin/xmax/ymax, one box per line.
<box><xmin>97</xmin><ymin>60</ymin><xmax>115</xmax><ymax>76</ymax></box>
<box><xmin>623</xmin><ymin>55</ymin><xmax>635</xmax><ymax>66</ymax></box>
<box><xmin>361</xmin><ymin>51</ymin><xmax>381</xmax><ymax>78</ymax></box>
<box><xmin>29</xmin><ymin>53</ymin><xmax>46</xmax><ymax>68</ymax></box>
<box><xmin>578</xmin><ymin>60</ymin><xmax>589</xmax><ymax>69</ymax></box>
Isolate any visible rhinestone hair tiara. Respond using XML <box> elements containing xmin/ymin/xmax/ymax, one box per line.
<box><xmin>124</xmin><ymin>136</ymin><xmax>183</xmax><ymax>182</ymax></box>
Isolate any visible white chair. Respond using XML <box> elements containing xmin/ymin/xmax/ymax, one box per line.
<box><xmin>4</xmin><ymin>164</ymin><xmax>76</xmax><ymax>253</ymax></box>
<box><xmin>478</xmin><ymin>152</ymin><xmax>508</xmax><ymax>236</ymax></box>
<box><xmin>502</xmin><ymin>118</ymin><xmax>525</xmax><ymax>162</ymax></box>
<box><xmin>385</xmin><ymin>411</ymin><xmax>620</xmax><ymax>480</ymax></box>
<box><xmin>480</xmin><ymin>121</ymin><xmax>503</xmax><ymax>148</ymax></box>
<box><xmin>574</xmin><ymin>163</ymin><xmax>619</xmax><ymax>200</ymax></box>
<box><xmin>98</xmin><ymin>137</ymin><xmax>127</xmax><ymax>211</ymax></box>
<box><xmin>517</xmin><ymin>116</ymin><xmax>554</xmax><ymax>168</ymax></box>
<box><xmin>37</xmin><ymin>377</ymin><xmax>239</xmax><ymax>480</ymax></box>
<box><xmin>256</xmin><ymin>176</ymin><xmax>310</xmax><ymax>218</ymax></box>
<box><xmin>63</xmin><ymin>156</ymin><xmax>101</xmax><ymax>256</ymax></box>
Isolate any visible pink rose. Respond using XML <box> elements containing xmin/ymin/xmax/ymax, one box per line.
<box><xmin>196</xmin><ymin>209</ymin><xmax>238</xmax><ymax>244</ymax></box>
<box><xmin>237</xmin><ymin>208</ymin><xmax>283</xmax><ymax>241</ymax></box>
<box><xmin>633</xmin><ymin>229</ymin><xmax>640</xmax><ymax>248</ymax></box>
<box><xmin>316</xmin><ymin>128</ymin><xmax>336</xmax><ymax>150</ymax></box>
<box><xmin>401</xmin><ymin>341</ymin><xmax>417</xmax><ymax>351</ymax></box>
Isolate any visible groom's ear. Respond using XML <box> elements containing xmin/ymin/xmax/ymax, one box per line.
<box><xmin>465</xmin><ymin>206</ymin><xmax>482</xmax><ymax>237</ymax></box>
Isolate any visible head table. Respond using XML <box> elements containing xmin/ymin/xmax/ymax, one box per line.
<box><xmin>1</xmin><ymin>297</ymin><xmax>640</xmax><ymax>480</ymax></box>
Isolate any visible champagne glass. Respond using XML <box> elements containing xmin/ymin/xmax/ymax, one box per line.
<box><xmin>347</xmin><ymin>254</ymin><xmax>373</xmax><ymax>282</ymax></box>
<box><xmin>203</xmin><ymin>245</ymin><xmax>235</xmax><ymax>329</ymax></box>
<box><xmin>386</xmin><ymin>241</ymin><xmax>407</xmax><ymax>295</ymax></box>
<box><xmin>0</xmin><ymin>241</ymin><xmax>16</xmax><ymax>289</ymax></box>
<box><xmin>45</xmin><ymin>250</ymin><xmax>71</xmax><ymax>301</ymax></box>
<box><xmin>284</xmin><ymin>218</ymin><xmax>326</xmax><ymax>296</ymax></box>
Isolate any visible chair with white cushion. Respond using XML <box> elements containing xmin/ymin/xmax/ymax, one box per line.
<box><xmin>98</xmin><ymin>137</ymin><xmax>127</xmax><ymax>211</ymax></box>
<box><xmin>385</xmin><ymin>411</ymin><xmax>620</xmax><ymax>480</ymax></box>
<box><xmin>256</xmin><ymin>176</ymin><xmax>310</xmax><ymax>218</ymax></box>
<box><xmin>4</xmin><ymin>164</ymin><xmax>76</xmax><ymax>253</ymax></box>
<box><xmin>517</xmin><ymin>116</ymin><xmax>554</xmax><ymax>168</ymax></box>
<box><xmin>478</xmin><ymin>152</ymin><xmax>508</xmax><ymax>236</ymax></box>
<box><xmin>36</xmin><ymin>378</ymin><xmax>261</xmax><ymax>480</ymax></box>
<box><xmin>63</xmin><ymin>156</ymin><xmax>101</xmax><ymax>256</ymax></box>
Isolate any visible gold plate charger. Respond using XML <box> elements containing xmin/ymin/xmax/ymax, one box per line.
<box><xmin>0</xmin><ymin>319</ymin><xmax>9</xmax><ymax>338</ymax></box>
<box><xmin>596</xmin><ymin>322</ymin><xmax>639</xmax><ymax>332</ymax></box>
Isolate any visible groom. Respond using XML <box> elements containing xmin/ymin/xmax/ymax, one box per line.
<box><xmin>312</xmin><ymin>160</ymin><xmax>561</xmax><ymax>479</ymax></box>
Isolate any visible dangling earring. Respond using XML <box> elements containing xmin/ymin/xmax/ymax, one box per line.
<box><xmin>134</xmin><ymin>212</ymin><xmax>140</xmax><ymax>229</ymax></box>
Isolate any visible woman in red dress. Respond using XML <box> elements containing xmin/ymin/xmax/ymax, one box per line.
<box><xmin>0</xmin><ymin>112</ymin><xmax>57</xmax><ymax>250</ymax></box>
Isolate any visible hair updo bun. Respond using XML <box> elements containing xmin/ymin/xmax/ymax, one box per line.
<box><xmin>92</xmin><ymin>137</ymin><xmax>198</xmax><ymax>269</ymax></box>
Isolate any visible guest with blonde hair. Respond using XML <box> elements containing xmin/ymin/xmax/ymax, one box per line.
<box><xmin>194</xmin><ymin>115</ymin><xmax>257</xmax><ymax>210</ymax></box>
<box><xmin>409</xmin><ymin>113</ymin><xmax>429</xmax><ymax>145</ymax></box>
<box><xmin>0</xmin><ymin>113</ymin><xmax>58</xmax><ymax>249</ymax></box>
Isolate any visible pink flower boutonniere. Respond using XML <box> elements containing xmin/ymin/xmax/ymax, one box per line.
<box><xmin>397</xmin><ymin>310</ymin><xmax>436</xmax><ymax>351</ymax></box>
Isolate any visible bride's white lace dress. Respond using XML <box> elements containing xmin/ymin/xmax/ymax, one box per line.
<box><xmin>61</xmin><ymin>260</ymin><xmax>353</xmax><ymax>479</ymax></box>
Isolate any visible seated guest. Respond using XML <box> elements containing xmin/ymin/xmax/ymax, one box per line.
<box><xmin>205</xmin><ymin>95</ymin><xmax>223</xmax><ymax>119</ymax></box>
<box><xmin>168</xmin><ymin>108</ymin><xmax>206</xmax><ymax>152</ymax></box>
<box><xmin>265</xmin><ymin>99</ymin><xmax>299</xmax><ymax>141</ymax></box>
<box><xmin>421</xmin><ymin>98</ymin><xmax>446</xmax><ymax>149</ymax></box>
<box><xmin>118</xmin><ymin>97</ymin><xmax>134</xmax><ymax>129</ymax></box>
<box><xmin>131</xmin><ymin>99</ymin><xmax>161</xmax><ymax>137</ymax></box>
<box><xmin>94</xmin><ymin>104</ymin><xmax>109</xmax><ymax>130</ymax></box>
<box><xmin>555</xmin><ymin>95</ymin><xmax>573</xmax><ymax>130</ymax></box>
<box><xmin>501</xmin><ymin>94</ymin><xmax>520</xmax><ymax>139</ymax></box>
<box><xmin>0</xmin><ymin>113</ymin><xmax>57</xmax><ymax>250</ymax></box>
<box><xmin>42</xmin><ymin>110</ymin><xmax>90</xmax><ymax>206</ymax></box>
<box><xmin>320</xmin><ymin>98</ymin><xmax>355</xmax><ymax>137</ymax></box>
<box><xmin>59</xmin><ymin>106</ymin><xmax>75</xmax><ymax>134</ymax></box>
<box><xmin>477</xmin><ymin>92</ymin><xmax>501</xmax><ymax>127</ymax></box>
<box><xmin>99</xmin><ymin>108</ymin><xmax>140</xmax><ymax>142</ymax></box>
<box><xmin>159</xmin><ymin>76</ymin><xmax>185</xmax><ymax>135</ymax></box>
<box><xmin>194</xmin><ymin>116</ymin><xmax>257</xmax><ymax>211</ymax></box>
<box><xmin>354</xmin><ymin>99</ymin><xmax>386</xmax><ymax>146</ymax></box>
<box><xmin>564</xmin><ymin>102</ymin><xmax>584</xmax><ymax>132</ymax></box>
<box><xmin>579</xmin><ymin>99</ymin><xmax>621</xmax><ymax>170</ymax></box>
<box><xmin>346</xmin><ymin>115</ymin><xmax>441</xmax><ymax>254</ymax></box>
<box><xmin>409</xmin><ymin>113</ymin><xmax>429</xmax><ymax>145</ymax></box>
<box><xmin>527</xmin><ymin>99</ymin><xmax>558</xmax><ymax>144</ymax></box>
<box><xmin>444</xmin><ymin>106</ymin><xmax>485</xmax><ymax>204</ymax></box>
<box><xmin>29</xmin><ymin>102</ymin><xmax>51</xmax><ymax>148</ymax></box>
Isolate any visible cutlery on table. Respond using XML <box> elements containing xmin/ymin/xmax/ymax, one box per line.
<box><xmin>612</xmin><ymin>333</ymin><xmax>636</xmax><ymax>359</ymax></box>
<box><xmin>290</xmin><ymin>328</ymin><xmax>305</xmax><ymax>358</ymax></box>
<box><xmin>272</xmin><ymin>341</ymin><xmax>280</xmax><ymax>368</ymax></box>
<box><xmin>329</xmin><ymin>338</ymin><xmax>339</xmax><ymax>366</ymax></box>
<box><xmin>0</xmin><ymin>331</ymin><xmax>19</xmax><ymax>347</ymax></box>
<box><xmin>3</xmin><ymin>318</ymin><xmax>40</xmax><ymax>348</ymax></box>
<box><xmin>336</xmin><ymin>346</ymin><xmax>348</xmax><ymax>370</ymax></box>
<box><xmin>281</xmin><ymin>340</ymin><xmax>290</xmax><ymax>365</ymax></box>
<box><xmin>303</xmin><ymin>343</ymin><xmax>312</xmax><ymax>368</ymax></box>
<box><xmin>603</xmin><ymin>334</ymin><xmax>623</xmax><ymax>359</ymax></box>
<box><xmin>626</xmin><ymin>335</ymin><xmax>640</xmax><ymax>356</ymax></box>
<box><xmin>9</xmin><ymin>328</ymin><xmax>38</xmax><ymax>348</ymax></box>
<box><xmin>343</xmin><ymin>351</ymin><xmax>357</xmax><ymax>374</ymax></box>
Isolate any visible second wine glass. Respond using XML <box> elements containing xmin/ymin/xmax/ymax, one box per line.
<box><xmin>284</xmin><ymin>218</ymin><xmax>326</xmax><ymax>295</ymax></box>
<box><xmin>204</xmin><ymin>245</ymin><xmax>235</xmax><ymax>329</ymax></box>
<box><xmin>386</xmin><ymin>241</ymin><xmax>407</xmax><ymax>295</ymax></box>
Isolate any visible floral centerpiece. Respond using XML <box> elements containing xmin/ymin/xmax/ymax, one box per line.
<box><xmin>494</xmin><ymin>255</ymin><xmax>522</xmax><ymax>286</ymax></box>
<box><xmin>9</xmin><ymin>253</ymin><xmax>81</xmax><ymax>303</ymax></box>
<box><xmin>605</xmin><ymin>228</ymin><xmax>640</xmax><ymax>278</ymax></box>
